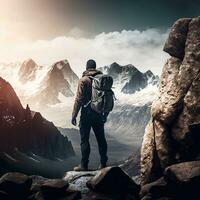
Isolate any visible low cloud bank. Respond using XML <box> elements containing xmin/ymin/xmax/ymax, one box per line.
<box><xmin>0</xmin><ymin>28</ymin><xmax>169</xmax><ymax>76</ymax></box>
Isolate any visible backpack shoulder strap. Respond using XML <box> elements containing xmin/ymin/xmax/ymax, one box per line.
<box><xmin>83</xmin><ymin>76</ymin><xmax>97</xmax><ymax>108</ymax></box>
<box><xmin>89</xmin><ymin>76</ymin><xmax>100</xmax><ymax>82</ymax></box>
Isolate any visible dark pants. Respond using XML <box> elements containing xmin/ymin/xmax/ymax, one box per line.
<box><xmin>79</xmin><ymin>107</ymin><xmax>108</xmax><ymax>168</ymax></box>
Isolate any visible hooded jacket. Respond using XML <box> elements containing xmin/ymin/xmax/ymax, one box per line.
<box><xmin>72</xmin><ymin>69</ymin><xmax>102</xmax><ymax>119</ymax></box>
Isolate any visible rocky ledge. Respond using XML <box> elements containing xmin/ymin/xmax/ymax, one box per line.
<box><xmin>0</xmin><ymin>166</ymin><xmax>140</xmax><ymax>200</ymax></box>
<box><xmin>1</xmin><ymin>162</ymin><xmax>199</xmax><ymax>200</ymax></box>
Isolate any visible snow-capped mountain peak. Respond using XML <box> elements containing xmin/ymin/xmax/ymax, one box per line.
<box><xmin>100</xmin><ymin>62</ymin><xmax>159</xmax><ymax>94</ymax></box>
<box><xmin>53</xmin><ymin>59</ymin><xmax>69</xmax><ymax>70</ymax></box>
<box><xmin>18</xmin><ymin>58</ymin><xmax>39</xmax><ymax>83</ymax></box>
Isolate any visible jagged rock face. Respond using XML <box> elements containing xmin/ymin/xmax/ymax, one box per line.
<box><xmin>122</xmin><ymin>69</ymin><xmax>158</xmax><ymax>94</ymax></box>
<box><xmin>101</xmin><ymin>62</ymin><xmax>159</xmax><ymax>94</ymax></box>
<box><xmin>0</xmin><ymin>77</ymin><xmax>24</xmax><ymax>122</ymax></box>
<box><xmin>55</xmin><ymin>60</ymin><xmax>79</xmax><ymax>91</ymax></box>
<box><xmin>122</xmin><ymin>71</ymin><xmax>148</xmax><ymax>94</ymax></box>
<box><xmin>35</xmin><ymin>60</ymin><xmax>78</xmax><ymax>105</ymax></box>
<box><xmin>141</xmin><ymin>16</ymin><xmax>200</xmax><ymax>185</ymax></box>
<box><xmin>0</xmin><ymin>77</ymin><xmax>75</xmax><ymax>159</ymax></box>
<box><xmin>18</xmin><ymin>59</ymin><xmax>39</xmax><ymax>83</ymax></box>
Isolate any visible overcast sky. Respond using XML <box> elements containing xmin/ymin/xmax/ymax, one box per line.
<box><xmin>0</xmin><ymin>0</ymin><xmax>199</xmax><ymax>75</ymax></box>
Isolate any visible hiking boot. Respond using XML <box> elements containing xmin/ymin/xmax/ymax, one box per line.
<box><xmin>98</xmin><ymin>163</ymin><xmax>107</xmax><ymax>170</ymax></box>
<box><xmin>74</xmin><ymin>164</ymin><xmax>88</xmax><ymax>171</ymax></box>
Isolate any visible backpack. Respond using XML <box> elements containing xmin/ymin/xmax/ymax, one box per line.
<box><xmin>85</xmin><ymin>74</ymin><xmax>115</xmax><ymax>114</ymax></box>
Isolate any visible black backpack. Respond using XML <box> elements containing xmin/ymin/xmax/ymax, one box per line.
<box><xmin>85</xmin><ymin>74</ymin><xmax>115</xmax><ymax>114</ymax></box>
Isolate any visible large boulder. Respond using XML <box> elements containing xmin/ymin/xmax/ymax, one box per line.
<box><xmin>87</xmin><ymin>166</ymin><xmax>140</xmax><ymax>197</ymax></box>
<box><xmin>164</xmin><ymin>161</ymin><xmax>200</xmax><ymax>184</ymax></box>
<box><xmin>141</xmin><ymin>16</ymin><xmax>200</xmax><ymax>185</ymax></box>
<box><xmin>141</xmin><ymin>161</ymin><xmax>200</xmax><ymax>200</ymax></box>
<box><xmin>0</xmin><ymin>172</ymin><xmax>32</xmax><ymax>199</ymax></box>
<box><xmin>164</xmin><ymin>161</ymin><xmax>200</xmax><ymax>199</ymax></box>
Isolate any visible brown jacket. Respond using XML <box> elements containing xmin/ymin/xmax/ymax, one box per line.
<box><xmin>72</xmin><ymin>69</ymin><xmax>102</xmax><ymax>118</ymax></box>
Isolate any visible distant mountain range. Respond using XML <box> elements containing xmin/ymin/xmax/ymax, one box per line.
<box><xmin>19</xmin><ymin>60</ymin><xmax>158</xmax><ymax>107</ymax></box>
<box><xmin>0</xmin><ymin>58</ymin><xmax>158</xmax><ymax>106</ymax></box>
<box><xmin>17</xmin><ymin>59</ymin><xmax>79</xmax><ymax>106</ymax></box>
<box><xmin>100</xmin><ymin>62</ymin><xmax>159</xmax><ymax>94</ymax></box>
<box><xmin>0</xmin><ymin>58</ymin><xmax>158</xmax><ymax>145</ymax></box>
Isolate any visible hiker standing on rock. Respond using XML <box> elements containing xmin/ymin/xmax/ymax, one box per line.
<box><xmin>71</xmin><ymin>59</ymin><xmax>115</xmax><ymax>171</ymax></box>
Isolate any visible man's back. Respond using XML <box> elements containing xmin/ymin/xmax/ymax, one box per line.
<box><xmin>71</xmin><ymin>60</ymin><xmax>108</xmax><ymax>171</ymax></box>
<box><xmin>72</xmin><ymin>68</ymin><xmax>102</xmax><ymax>120</ymax></box>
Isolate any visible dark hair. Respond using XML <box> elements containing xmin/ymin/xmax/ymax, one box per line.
<box><xmin>86</xmin><ymin>59</ymin><xmax>96</xmax><ymax>70</ymax></box>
